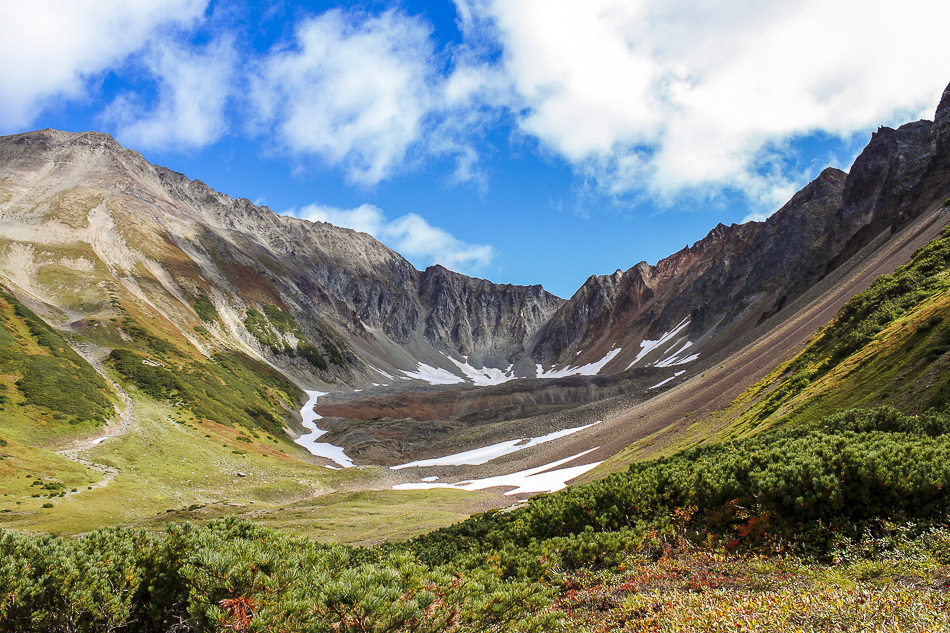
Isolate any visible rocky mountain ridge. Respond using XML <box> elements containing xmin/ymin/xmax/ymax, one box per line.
<box><xmin>1</xmin><ymin>81</ymin><xmax>949</xmax><ymax>391</ymax></box>
<box><xmin>0</xmin><ymin>129</ymin><xmax>562</xmax><ymax>388</ymax></box>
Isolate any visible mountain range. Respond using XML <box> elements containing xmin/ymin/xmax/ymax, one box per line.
<box><xmin>3</xmin><ymin>80</ymin><xmax>949</xmax><ymax>394</ymax></box>
<box><xmin>1</xmin><ymin>80</ymin><xmax>950</xmax><ymax>538</ymax></box>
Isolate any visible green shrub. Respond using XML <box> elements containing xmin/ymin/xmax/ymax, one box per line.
<box><xmin>0</xmin><ymin>519</ymin><xmax>560</xmax><ymax>632</ymax></box>
<box><xmin>192</xmin><ymin>294</ymin><xmax>220</xmax><ymax>324</ymax></box>
<box><xmin>108</xmin><ymin>348</ymin><xmax>301</xmax><ymax>436</ymax></box>
<box><xmin>244</xmin><ymin>304</ymin><xmax>345</xmax><ymax>370</ymax></box>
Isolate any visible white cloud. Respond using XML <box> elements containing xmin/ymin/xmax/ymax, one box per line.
<box><xmin>249</xmin><ymin>7</ymin><xmax>511</xmax><ymax>187</ymax></box>
<box><xmin>464</xmin><ymin>0</ymin><xmax>950</xmax><ymax>207</ymax></box>
<box><xmin>251</xmin><ymin>9</ymin><xmax>437</xmax><ymax>185</ymax></box>
<box><xmin>0</xmin><ymin>0</ymin><xmax>208</xmax><ymax>132</ymax></box>
<box><xmin>294</xmin><ymin>203</ymin><xmax>495</xmax><ymax>273</ymax></box>
<box><xmin>104</xmin><ymin>38</ymin><xmax>235</xmax><ymax>151</ymax></box>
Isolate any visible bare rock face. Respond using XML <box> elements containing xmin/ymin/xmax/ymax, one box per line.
<box><xmin>418</xmin><ymin>265</ymin><xmax>562</xmax><ymax>364</ymax></box>
<box><xmin>528</xmin><ymin>80</ymin><xmax>950</xmax><ymax>374</ymax></box>
<box><xmin>528</xmin><ymin>167</ymin><xmax>849</xmax><ymax>371</ymax></box>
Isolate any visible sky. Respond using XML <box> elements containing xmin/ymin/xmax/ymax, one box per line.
<box><xmin>2</xmin><ymin>1</ymin><xmax>950</xmax><ymax>299</ymax></box>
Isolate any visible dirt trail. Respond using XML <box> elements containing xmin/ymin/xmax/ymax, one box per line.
<box><xmin>55</xmin><ymin>345</ymin><xmax>135</xmax><ymax>494</ymax></box>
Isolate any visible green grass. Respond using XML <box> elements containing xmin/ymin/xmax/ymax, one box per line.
<box><xmin>0</xmin><ymin>286</ymin><xmax>118</xmax><ymax>444</ymax></box>
<box><xmin>249</xmin><ymin>488</ymin><xmax>497</xmax><ymax>546</ymax></box>
<box><xmin>0</xmin><ymin>395</ymin><xmax>496</xmax><ymax>543</ymax></box>
<box><xmin>107</xmin><ymin>341</ymin><xmax>302</xmax><ymax>437</ymax></box>
<box><xmin>720</xmin><ymin>225</ymin><xmax>950</xmax><ymax>434</ymax></box>
<box><xmin>601</xmin><ymin>223</ymin><xmax>950</xmax><ymax>473</ymax></box>
<box><xmin>191</xmin><ymin>294</ymin><xmax>220</xmax><ymax>324</ymax></box>
<box><xmin>0</xmin><ymin>396</ymin><xmax>369</xmax><ymax>535</ymax></box>
<box><xmin>244</xmin><ymin>304</ymin><xmax>346</xmax><ymax>370</ymax></box>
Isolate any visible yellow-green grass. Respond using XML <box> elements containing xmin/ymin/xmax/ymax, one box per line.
<box><xmin>0</xmin><ymin>443</ymin><xmax>98</xmax><ymax>511</ymax></box>
<box><xmin>0</xmin><ymin>396</ymin><xmax>366</xmax><ymax>535</ymax></box>
<box><xmin>600</xmin><ymin>245</ymin><xmax>950</xmax><ymax>475</ymax></box>
<box><xmin>555</xmin><ymin>545</ymin><xmax>950</xmax><ymax>632</ymax></box>
<box><xmin>0</xmin><ymin>289</ymin><xmax>119</xmax><ymax>446</ymax></box>
<box><xmin>722</xmin><ymin>287</ymin><xmax>950</xmax><ymax>437</ymax></box>
<box><xmin>0</xmin><ymin>395</ymin><xmax>493</xmax><ymax>542</ymax></box>
<box><xmin>244</xmin><ymin>488</ymin><xmax>497</xmax><ymax>546</ymax></box>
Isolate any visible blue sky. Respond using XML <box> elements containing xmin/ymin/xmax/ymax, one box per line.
<box><xmin>2</xmin><ymin>1</ymin><xmax>950</xmax><ymax>299</ymax></box>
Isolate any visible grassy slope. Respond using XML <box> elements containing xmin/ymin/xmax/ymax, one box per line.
<box><xmin>0</xmin><ymin>283</ymin><xmax>491</xmax><ymax>542</ymax></box>
<box><xmin>601</xmin><ymin>221</ymin><xmax>950</xmax><ymax>471</ymax></box>
<box><xmin>720</xmin><ymin>222</ymin><xmax>950</xmax><ymax>436</ymax></box>
<box><xmin>0</xmin><ymin>287</ymin><xmax>117</xmax><ymax>509</ymax></box>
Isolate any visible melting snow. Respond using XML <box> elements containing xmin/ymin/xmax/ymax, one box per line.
<box><xmin>393</xmin><ymin>448</ymin><xmax>603</xmax><ymax>495</ymax></box>
<box><xmin>649</xmin><ymin>370</ymin><xmax>686</xmax><ymax>389</ymax></box>
<box><xmin>536</xmin><ymin>347</ymin><xmax>622</xmax><ymax>378</ymax></box>
<box><xmin>655</xmin><ymin>341</ymin><xmax>699</xmax><ymax>367</ymax></box>
<box><xmin>294</xmin><ymin>390</ymin><xmax>356</xmax><ymax>468</ymax></box>
<box><xmin>391</xmin><ymin>420</ymin><xmax>602</xmax><ymax>469</ymax></box>
<box><xmin>445</xmin><ymin>355</ymin><xmax>516</xmax><ymax>386</ymax></box>
<box><xmin>401</xmin><ymin>362</ymin><xmax>466</xmax><ymax>385</ymax></box>
<box><xmin>369</xmin><ymin>366</ymin><xmax>395</xmax><ymax>380</ymax></box>
<box><xmin>627</xmin><ymin>317</ymin><xmax>691</xmax><ymax>370</ymax></box>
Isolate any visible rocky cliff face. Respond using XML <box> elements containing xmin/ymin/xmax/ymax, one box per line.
<box><xmin>527</xmin><ymin>82</ymin><xmax>950</xmax><ymax>375</ymax></box>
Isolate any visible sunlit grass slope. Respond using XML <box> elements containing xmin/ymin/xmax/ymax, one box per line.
<box><xmin>724</xmin><ymin>222</ymin><xmax>950</xmax><ymax>435</ymax></box>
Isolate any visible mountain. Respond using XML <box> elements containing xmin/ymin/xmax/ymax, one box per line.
<box><xmin>528</xmin><ymin>91</ymin><xmax>950</xmax><ymax>376</ymax></box>
<box><xmin>3</xmin><ymin>80</ymin><xmax>948</xmax><ymax>396</ymax></box>
<box><xmin>0</xmin><ymin>129</ymin><xmax>562</xmax><ymax>391</ymax></box>
<box><xmin>1</xmin><ymin>80</ymin><xmax>950</xmax><ymax>551</ymax></box>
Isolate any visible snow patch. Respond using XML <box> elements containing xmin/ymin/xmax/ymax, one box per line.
<box><xmin>627</xmin><ymin>317</ymin><xmax>690</xmax><ymax>369</ymax></box>
<box><xmin>655</xmin><ymin>341</ymin><xmax>700</xmax><ymax>367</ymax></box>
<box><xmin>445</xmin><ymin>355</ymin><xmax>516</xmax><ymax>386</ymax></box>
<box><xmin>672</xmin><ymin>353</ymin><xmax>700</xmax><ymax>366</ymax></box>
<box><xmin>401</xmin><ymin>362</ymin><xmax>465</xmax><ymax>385</ymax></box>
<box><xmin>294</xmin><ymin>390</ymin><xmax>355</xmax><ymax>468</ymax></box>
<box><xmin>394</xmin><ymin>448</ymin><xmax>603</xmax><ymax>495</ymax></box>
<box><xmin>649</xmin><ymin>370</ymin><xmax>686</xmax><ymax>390</ymax></box>
<box><xmin>391</xmin><ymin>420</ymin><xmax>602</xmax><ymax>469</ymax></box>
<box><xmin>537</xmin><ymin>348</ymin><xmax>622</xmax><ymax>379</ymax></box>
<box><xmin>369</xmin><ymin>366</ymin><xmax>394</xmax><ymax>380</ymax></box>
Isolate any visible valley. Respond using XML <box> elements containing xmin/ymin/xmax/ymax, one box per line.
<box><xmin>2</xmin><ymin>78</ymin><xmax>950</xmax><ymax>632</ymax></box>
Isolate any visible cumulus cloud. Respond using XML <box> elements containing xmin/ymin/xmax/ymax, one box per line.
<box><xmin>7</xmin><ymin>0</ymin><xmax>949</xmax><ymax>217</ymax></box>
<box><xmin>0</xmin><ymin>0</ymin><xmax>208</xmax><ymax>132</ymax></box>
<box><xmin>249</xmin><ymin>7</ymin><xmax>511</xmax><ymax>187</ymax></box>
<box><xmin>294</xmin><ymin>203</ymin><xmax>495</xmax><ymax>273</ymax></box>
<box><xmin>103</xmin><ymin>37</ymin><xmax>236</xmax><ymax>151</ymax></box>
<box><xmin>251</xmin><ymin>9</ymin><xmax>438</xmax><ymax>185</ymax></box>
<box><xmin>461</xmin><ymin>0</ymin><xmax>950</xmax><ymax>208</ymax></box>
